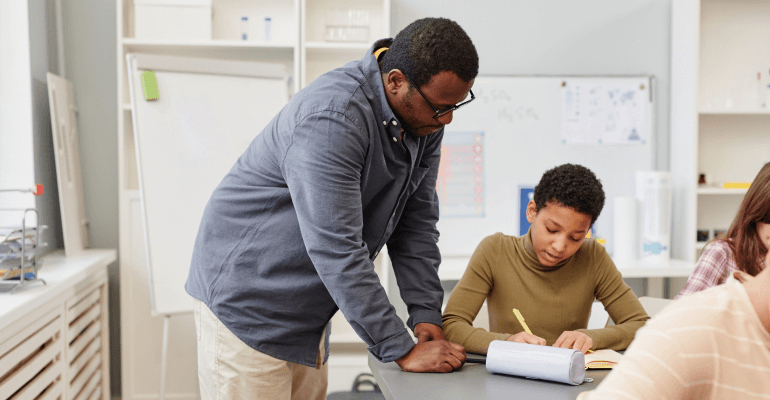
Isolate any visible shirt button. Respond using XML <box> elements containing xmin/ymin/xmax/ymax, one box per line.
<box><xmin>392</xmin><ymin>137</ymin><xmax>397</xmax><ymax>142</ymax></box>
<box><xmin>392</xmin><ymin>120</ymin><xmax>397</xmax><ymax>126</ymax></box>
<box><xmin>392</xmin><ymin>211</ymin><xmax>396</xmax><ymax>218</ymax></box>
<box><xmin>383</xmin><ymin>121</ymin><xmax>387</xmax><ymax>125</ymax></box>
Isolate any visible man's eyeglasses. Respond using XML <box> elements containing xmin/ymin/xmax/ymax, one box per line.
<box><xmin>404</xmin><ymin>74</ymin><xmax>475</xmax><ymax>119</ymax></box>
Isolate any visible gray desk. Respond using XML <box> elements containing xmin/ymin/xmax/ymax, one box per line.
<box><xmin>368</xmin><ymin>353</ymin><xmax>611</xmax><ymax>400</ymax></box>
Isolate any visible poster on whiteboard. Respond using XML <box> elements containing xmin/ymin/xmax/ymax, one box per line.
<box><xmin>561</xmin><ymin>80</ymin><xmax>647</xmax><ymax>145</ymax></box>
<box><xmin>436</xmin><ymin>131</ymin><xmax>486</xmax><ymax>218</ymax></box>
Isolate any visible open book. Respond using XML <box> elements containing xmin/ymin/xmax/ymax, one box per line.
<box><xmin>584</xmin><ymin>349</ymin><xmax>623</xmax><ymax>369</ymax></box>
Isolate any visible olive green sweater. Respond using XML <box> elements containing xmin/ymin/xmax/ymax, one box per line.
<box><xmin>442</xmin><ymin>230</ymin><xmax>649</xmax><ymax>354</ymax></box>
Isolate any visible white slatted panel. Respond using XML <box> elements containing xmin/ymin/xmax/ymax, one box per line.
<box><xmin>0</xmin><ymin>310</ymin><xmax>64</xmax><ymax>400</ymax></box>
<box><xmin>35</xmin><ymin>378</ymin><xmax>64</xmax><ymax>400</ymax></box>
<box><xmin>65</xmin><ymin>291</ymin><xmax>100</xmax><ymax>327</ymax></box>
<box><xmin>0</xmin><ymin>308</ymin><xmax>60</xmax><ymax>360</ymax></box>
<box><xmin>69</xmin><ymin>358</ymin><xmax>99</xmax><ymax>400</ymax></box>
<box><xmin>85</xmin><ymin>386</ymin><xmax>100</xmax><ymax>400</ymax></box>
<box><xmin>66</xmin><ymin>285</ymin><xmax>104</xmax><ymax>400</ymax></box>
<box><xmin>68</xmin><ymin>337</ymin><xmax>100</xmax><ymax>379</ymax></box>
<box><xmin>8</xmin><ymin>359</ymin><xmax>63</xmax><ymax>400</ymax></box>
<box><xmin>66</xmin><ymin>322</ymin><xmax>100</xmax><ymax>365</ymax></box>
<box><xmin>72</xmin><ymin>370</ymin><xmax>100</xmax><ymax>400</ymax></box>
<box><xmin>66</xmin><ymin>306</ymin><xmax>100</xmax><ymax>341</ymax></box>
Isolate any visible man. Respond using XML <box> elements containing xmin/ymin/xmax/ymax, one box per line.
<box><xmin>185</xmin><ymin>17</ymin><xmax>479</xmax><ymax>399</ymax></box>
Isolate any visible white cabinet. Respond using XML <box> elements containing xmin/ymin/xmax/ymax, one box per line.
<box><xmin>117</xmin><ymin>0</ymin><xmax>391</xmax><ymax>396</ymax></box>
<box><xmin>671</xmin><ymin>0</ymin><xmax>770</xmax><ymax>262</ymax></box>
<box><xmin>0</xmin><ymin>250</ymin><xmax>114</xmax><ymax>400</ymax></box>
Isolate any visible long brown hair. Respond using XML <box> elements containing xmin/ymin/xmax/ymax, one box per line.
<box><xmin>725</xmin><ymin>162</ymin><xmax>770</xmax><ymax>276</ymax></box>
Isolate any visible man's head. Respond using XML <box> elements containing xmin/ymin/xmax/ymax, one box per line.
<box><xmin>526</xmin><ymin>164</ymin><xmax>606</xmax><ymax>267</ymax></box>
<box><xmin>380</xmin><ymin>18</ymin><xmax>479</xmax><ymax>137</ymax></box>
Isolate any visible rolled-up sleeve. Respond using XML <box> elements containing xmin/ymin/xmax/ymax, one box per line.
<box><xmin>387</xmin><ymin>130</ymin><xmax>445</xmax><ymax>330</ymax></box>
<box><xmin>282</xmin><ymin>110</ymin><xmax>415</xmax><ymax>362</ymax></box>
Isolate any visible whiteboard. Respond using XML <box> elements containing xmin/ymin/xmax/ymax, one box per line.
<box><xmin>127</xmin><ymin>54</ymin><xmax>289</xmax><ymax>315</ymax></box>
<box><xmin>436</xmin><ymin>76</ymin><xmax>654</xmax><ymax>257</ymax></box>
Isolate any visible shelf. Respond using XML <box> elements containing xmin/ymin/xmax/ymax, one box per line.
<box><xmin>305</xmin><ymin>41</ymin><xmax>370</xmax><ymax>50</ymax></box>
<box><xmin>121</xmin><ymin>39</ymin><xmax>295</xmax><ymax>60</ymax></box>
<box><xmin>697</xmin><ymin>187</ymin><xmax>748</xmax><ymax>195</ymax></box>
<box><xmin>122</xmin><ymin>103</ymin><xmax>131</xmax><ymax>111</ymax></box>
<box><xmin>123</xmin><ymin>38</ymin><xmax>294</xmax><ymax>49</ymax></box>
<box><xmin>305</xmin><ymin>41</ymin><xmax>370</xmax><ymax>57</ymax></box>
<box><xmin>696</xmin><ymin>241</ymin><xmax>707</xmax><ymax>250</ymax></box>
<box><xmin>699</xmin><ymin>109</ymin><xmax>770</xmax><ymax>115</ymax></box>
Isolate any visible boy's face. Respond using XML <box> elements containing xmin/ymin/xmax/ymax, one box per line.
<box><xmin>526</xmin><ymin>200</ymin><xmax>592</xmax><ymax>267</ymax></box>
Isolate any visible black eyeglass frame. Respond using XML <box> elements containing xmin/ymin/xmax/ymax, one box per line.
<box><xmin>404</xmin><ymin>74</ymin><xmax>475</xmax><ymax>119</ymax></box>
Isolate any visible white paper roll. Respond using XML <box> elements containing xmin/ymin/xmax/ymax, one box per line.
<box><xmin>635</xmin><ymin>171</ymin><xmax>672</xmax><ymax>264</ymax></box>
<box><xmin>485</xmin><ymin>340</ymin><xmax>586</xmax><ymax>385</ymax></box>
<box><xmin>613</xmin><ymin>196</ymin><xmax>638</xmax><ymax>264</ymax></box>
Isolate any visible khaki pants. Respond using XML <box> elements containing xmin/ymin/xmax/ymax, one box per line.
<box><xmin>193</xmin><ymin>299</ymin><xmax>328</xmax><ymax>400</ymax></box>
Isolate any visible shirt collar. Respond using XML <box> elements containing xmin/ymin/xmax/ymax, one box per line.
<box><xmin>365</xmin><ymin>39</ymin><xmax>400</xmax><ymax>128</ymax></box>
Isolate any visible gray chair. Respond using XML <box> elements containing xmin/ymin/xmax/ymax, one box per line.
<box><xmin>327</xmin><ymin>373</ymin><xmax>385</xmax><ymax>400</ymax></box>
<box><xmin>637</xmin><ymin>296</ymin><xmax>673</xmax><ymax>318</ymax></box>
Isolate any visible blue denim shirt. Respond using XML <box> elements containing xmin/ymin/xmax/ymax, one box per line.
<box><xmin>185</xmin><ymin>39</ymin><xmax>445</xmax><ymax>367</ymax></box>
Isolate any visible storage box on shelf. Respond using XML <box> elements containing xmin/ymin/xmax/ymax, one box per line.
<box><xmin>134</xmin><ymin>0</ymin><xmax>213</xmax><ymax>41</ymax></box>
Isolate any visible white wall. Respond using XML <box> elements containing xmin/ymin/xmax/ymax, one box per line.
<box><xmin>387</xmin><ymin>0</ymin><xmax>675</xmax><ymax>314</ymax></box>
<box><xmin>57</xmin><ymin>0</ymin><xmax>121</xmax><ymax>396</ymax></box>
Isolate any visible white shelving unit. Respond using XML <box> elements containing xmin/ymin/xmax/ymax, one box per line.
<box><xmin>671</xmin><ymin>0</ymin><xmax>770</xmax><ymax>262</ymax></box>
<box><xmin>696</xmin><ymin>187</ymin><xmax>749</xmax><ymax>195</ymax></box>
<box><xmin>117</xmin><ymin>0</ymin><xmax>391</xmax><ymax>397</ymax></box>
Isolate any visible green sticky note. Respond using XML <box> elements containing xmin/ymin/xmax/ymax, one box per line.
<box><xmin>142</xmin><ymin>71</ymin><xmax>159</xmax><ymax>100</ymax></box>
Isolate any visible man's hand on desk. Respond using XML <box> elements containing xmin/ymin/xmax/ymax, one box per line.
<box><xmin>395</xmin><ymin>339</ymin><xmax>467</xmax><ymax>373</ymax></box>
<box><xmin>396</xmin><ymin>323</ymin><xmax>466</xmax><ymax>373</ymax></box>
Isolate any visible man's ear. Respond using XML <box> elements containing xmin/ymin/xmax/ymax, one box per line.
<box><xmin>384</xmin><ymin>69</ymin><xmax>407</xmax><ymax>95</ymax></box>
<box><xmin>734</xmin><ymin>270</ymin><xmax>752</xmax><ymax>284</ymax></box>
<box><xmin>526</xmin><ymin>200</ymin><xmax>537</xmax><ymax>224</ymax></box>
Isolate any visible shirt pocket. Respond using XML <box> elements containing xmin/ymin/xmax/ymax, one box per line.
<box><xmin>406</xmin><ymin>161</ymin><xmax>431</xmax><ymax>197</ymax></box>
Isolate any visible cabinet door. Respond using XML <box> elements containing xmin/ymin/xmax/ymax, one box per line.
<box><xmin>0</xmin><ymin>307</ymin><xmax>65</xmax><ymax>400</ymax></box>
<box><xmin>65</xmin><ymin>282</ymin><xmax>107</xmax><ymax>400</ymax></box>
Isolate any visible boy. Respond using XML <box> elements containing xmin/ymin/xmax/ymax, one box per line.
<box><xmin>442</xmin><ymin>164</ymin><xmax>649</xmax><ymax>354</ymax></box>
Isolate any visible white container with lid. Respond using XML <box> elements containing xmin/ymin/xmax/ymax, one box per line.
<box><xmin>135</xmin><ymin>0</ymin><xmax>212</xmax><ymax>41</ymax></box>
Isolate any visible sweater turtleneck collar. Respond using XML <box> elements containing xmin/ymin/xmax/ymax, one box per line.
<box><xmin>522</xmin><ymin>227</ymin><xmax>572</xmax><ymax>271</ymax></box>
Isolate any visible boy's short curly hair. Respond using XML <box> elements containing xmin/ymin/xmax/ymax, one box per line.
<box><xmin>533</xmin><ymin>164</ymin><xmax>605</xmax><ymax>225</ymax></box>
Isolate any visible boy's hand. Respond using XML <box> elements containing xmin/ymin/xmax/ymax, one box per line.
<box><xmin>553</xmin><ymin>331</ymin><xmax>593</xmax><ymax>354</ymax></box>
<box><xmin>507</xmin><ymin>331</ymin><xmax>546</xmax><ymax>346</ymax></box>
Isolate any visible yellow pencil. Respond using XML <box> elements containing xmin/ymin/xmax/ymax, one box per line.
<box><xmin>512</xmin><ymin>308</ymin><xmax>533</xmax><ymax>335</ymax></box>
